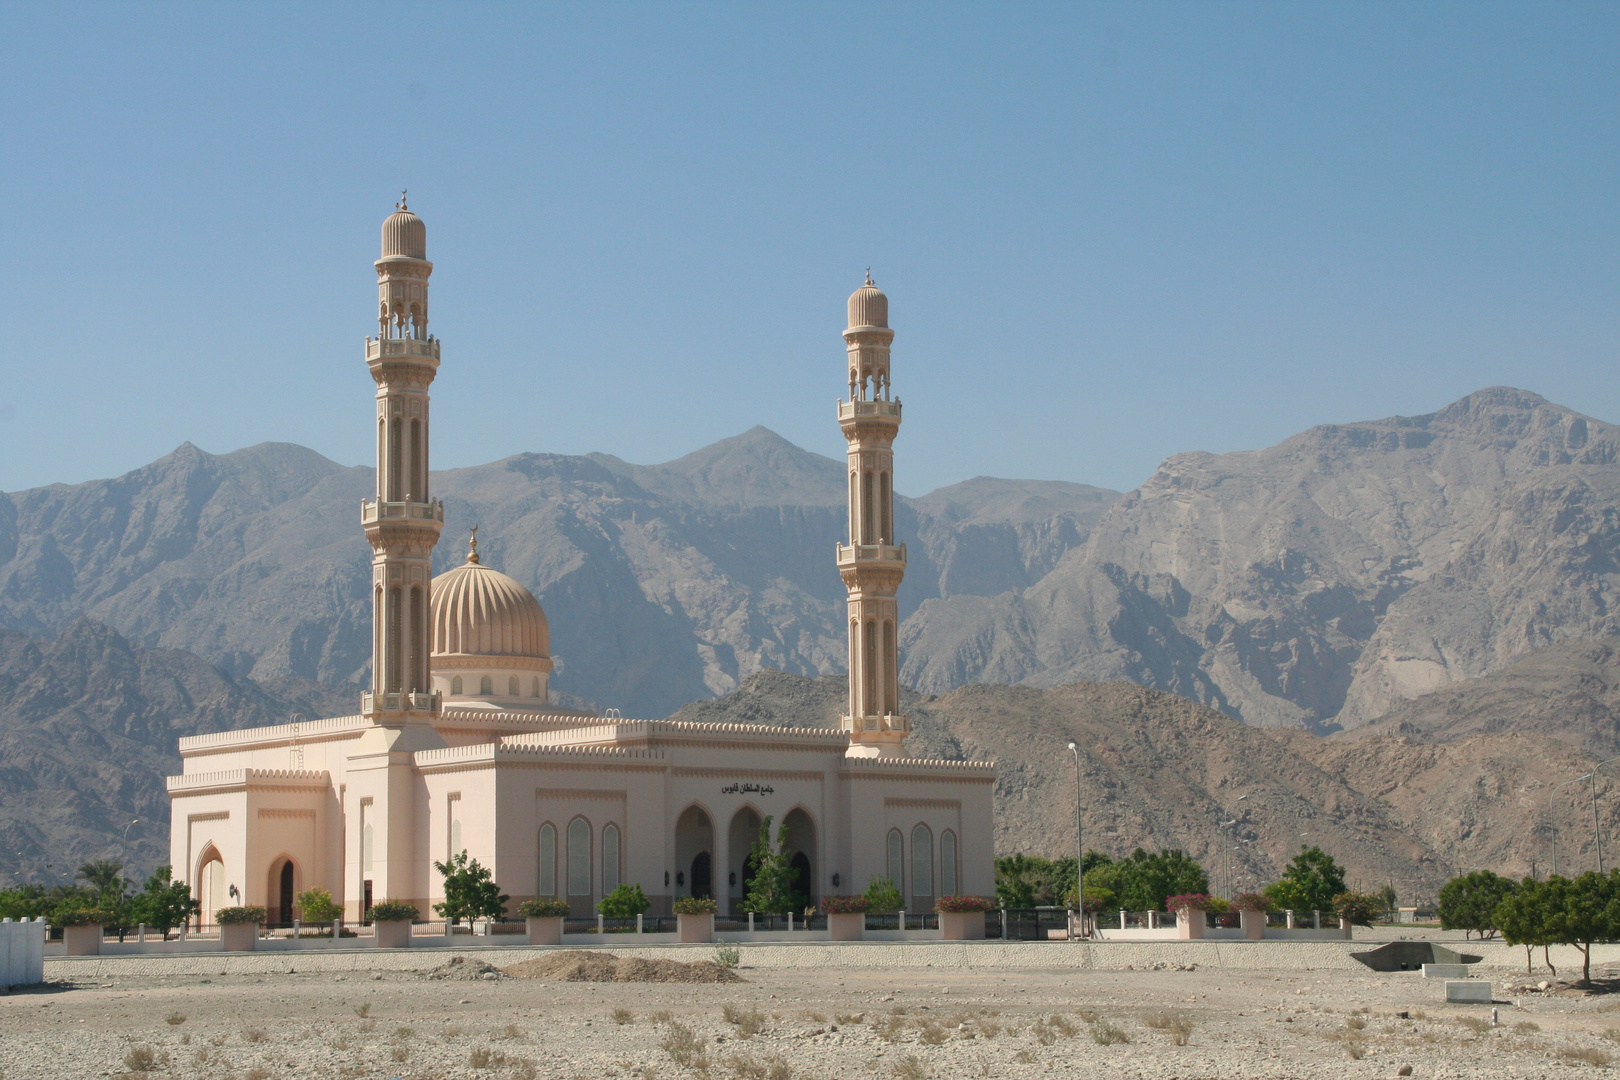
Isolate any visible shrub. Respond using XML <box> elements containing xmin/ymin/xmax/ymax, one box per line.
<box><xmin>935</xmin><ymin>895</ymin><xmax>996</xmax><ymax>913</ymax></box>
<box><xmin>597</xmin><ymin>883</ymin><xmax>651</xmax><ymax>918</ymax></box>
<box><xmin>1231</xmin><ymin>892</ymin><xmax>1269</xmax><ymax>911</ymax></box>
<box><xmin>517</xmin><ymin>898</ymin><xmax>571</xmax><ymax>918</ymax></box>
<box><xmin>714</xmin><ymin>946</ymin><xmax>741</xmax><ymax>968</ymax></box>
<box><xmin>53</xmin><ymin>907</ymin><xmax>117</xmax><ymax>927</ymax></box>
<box><xmin>1090</xmin><ymin>1019</ymin><xmax>1130</xmax><ymax>1045</ymax></box>
<box><xmin>862</xmin><ymin>877</ymin><xmax>903</xmax><ymax>914</ymax></box>
<box><xmin>1334</xmin><ymin>891</ymin><xmax>1384</xmax><ymax>927</ymax></box>
<box><xmin>660</xmin><ymin>1021</ymin><xmax>708</xmax><ymax>1068</ymax></box>
<box><xmin>214</xmin><ymin>906</ymin><xmax>266</xmax><ymax>925</ymax></box>
<box><xmin>1165</xmin><ymin>893</ymin><xmax>1213</xmax><ymax>912</ymax></box>
<box><xmin>673</xmin><ymin>896</ymin><xmax>718</xmax><ymax>915</ymax></box>
<box><xmin>820</xmin><ymin>895</ymin><xmax>870</xmax><ymax>914</ymax></box>
<box><xmin>366</xmin><ymin>900</ymin><xmax>420</xmax><ymax>922</ymax></box>
<box><xmin>723</xmin><ymin>1004</ymin><xmax>767</xmax><ymax>1037</ymax></box>
<box><xmin>296</xmin><ymin>887</ymin><xmax>342</xmax><ymax>923</ymax></box>
<box><xmin>125</xmin><ymin>1045</ymin><xmax>157</xmax><ymax>1071</ymax></box>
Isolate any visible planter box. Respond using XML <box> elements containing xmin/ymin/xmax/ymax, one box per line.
<box><xmin>1176</xmin><ymin>911</ymin><xmax>1205</xmax><ymax>939</ymax></box>
<box><xmin>677</xmin><ymin>912</ymin><xmax>713</xmax><ymax>943</ymax></box>
<box><xmin>62</xmin><ymin>924</ymin><xmax>102</xmax><ymax>956</ymax></box>
<box><xmin>827</xmin><ymin>912</ymin><xmax>864</xmax><ymax>941</ymax></box>
<box><xmin>1239</xmin><ymin>909</ymin><xmax>1265</xmax><ymax>940</ymax></box>
<box><xmin>1339</xmin><ymin>916</ymin><xmax>1353</xmax><ymax>940</ymax></box>
<box><xmin>220</xmin><ymin>923</ymin><xmax>258</xmax><ymax>952</ymax></box>
<box><xmin>938</xmin><ymin>911</ymin><xmax>986</xmax><ymax>941</ymax></box>
<box><xmin>526</xmin><ymin>916</ymin><xmax>563</xmax><ymax>946</ymax></box>
<box><xmin>373</xmin><ymin>920</ymin><xmax>412</xmax><ymax>949</ymax></box>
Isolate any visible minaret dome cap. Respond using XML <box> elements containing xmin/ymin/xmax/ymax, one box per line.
<box><xmin>381</xmin><ymin>196</ymin><xmax>426</xmax><ymax>260</ymax></box>
<box><xmin>847</xmin><ymin>273</ymin><xmax>888</xmax><ymax>330</ymax></box>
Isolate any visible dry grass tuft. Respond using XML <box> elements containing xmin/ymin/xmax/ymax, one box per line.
<box><xmin>1457</xmin><ymin>1017</ymin><xmax>1490</xmax><ymax>1034</ymax></box>
<box><xmin>1090</xmin><ymin>1019</ymin><xmax>1130</xmax><ymax>1045</ymax></box>
<box><xmin>243</xmin><ymin>1028</ymin><xmax>268</xmax><ymax>1043</ymax></box>
<box><xmin>798</xmin><ymin>1010</ymin><xmax>827</xmax><ymax>1023</ymax></box>
<box><xmin>353</xmin><ymin>1002</ymin><xmax>371</xmax><ymax>1018</ymax></box>
<box><xmin>891</xmin><ymin>1054</ymin><xmax>926</xmax><ymax>1080</ymax></box>
<box><xmin>1346</xmin><ymin>1015</ymin><xmax>1367</xmax><ymax>1031</ymax></box>
<box><xmin>1013</xmin><ymin>1049</ymin><xmax>1036</xmax><ymax>1063</ymax></box>
<box><xmin>612</xmin><ymin>1008</ymin><xmax>636</xmax><ymax>1025</ymax></box>
<box><xmin>124</xmin><ymin>1046</ymin><xmax>157</xmax><ymax>1072</ymax></box>
<box><xmin>650</xmin><ymin>1009</ymin><xmax>674</xmax><ymax>1024</ymax></box>
<box><xmin>391</xmin><ymin>1046</ymin><xmax>409</xmax><ymax>1062</ymax></box>
<box><xmin>918</xmin><ymin>1019</ymin><xmax>948</xmax><ymax>1045</ymax></box>
<box><xmin>394</xmin><ymin>1026</ymin><xmax>415</xmax><ymax>1039</ymax></box>
<box><xmin>471</xmin><ymin>1046</ymin><xmax>513</xmax><ymax>1068</ymax></box>
<box><xmin>976</xmin><ymin>1018</ymin><xmax>1002</xmax><ymax>1039</ymax></box>
<box><xmin>1076</xmin><ymin>1008</ymin><xmax>1100</xmax><ymax>1023</ymax></box>
<box><xmin>1514</xmin><ymin>1021</ymin><xmax>1541</xmax><ymax>1034</ymax></box>
<box><xmin>164</xmin><ymin>1012</ymin><xmax>186</xmax><ymax>1026</ymax></box>
<box><xmin>834</xmin><ymin>1013</ymin><xmax>864</xmax><ymax>1025</ymax></box>
<box><xmin>1344</xmin><ymin>1038</ymin><xmax>1366</xmax><ymax>1060</ymax></box>
<box><xmin>871</xmin><ymin>1013</ymin><xmax>907</xmax><ymax>1042</ymax></box>
<box><xmin>1561</xmin><ymin>1047</ymin><xmax>1615</xmax><ymax>1067</ymax></box>
<box><xmin>1030</xmin><ymin>1019</ymin><xmax>1057</xmax><ymax>1046</ymax></box>
<box><xmin>723</xmin><ymin>1004</ymin><xmax>767</xmax><ymax>1038</ymax></box>
<box><xmin>245</xmin><ymin>1069</ymin><xmax>272</xmax><ymax>1080</ymax></box>
<box><xmin>661</xmin><ymin>1021</ymin><xmax>709</xmax><ymax>1069</ymax></box>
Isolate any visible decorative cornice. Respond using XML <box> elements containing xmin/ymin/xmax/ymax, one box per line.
<box><xmin>884</xmin><ymin>797</ymin><xmax>962</xmax><ymax>809</ymax></box>
<box><xmin>670</xmin><ymin>767</ymin><xmax>826</xmax><ymax>782</ymax></box>
<box><xmin>166</xmin><ymin>768</ymin><xmax>331</xmax><ymax>793</ymax></box>
<box><xmin>534</xmin><ymin>788</ymin><xmax>627</xmax><ymax>801</ymax></box>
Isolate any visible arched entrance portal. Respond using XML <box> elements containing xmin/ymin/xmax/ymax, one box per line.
<box><xmin>674</xmin><ymin>805</ymin><xmax>714</xmax><ymax>903</ymax></box>
<box><xmin>197</xmin><ymin>849</ymin><xmax>226</xmax><ymax>928</ymax></box>
<box><xmin>782</xmin><ymin>808</ymin><xmax>817</xmax><ymax>906</ymax></box>
<box><xmin>726</xmin><ymin>807</ymin><xmax>763</xmax><ymax>916</ymax></box>
<box><xmin>273</xmin><ymin>860</ymin><xmax>295</xmax><ymax>926</ymax></box>
<box><xmin>690</xmin><ymin>851</ymin><xmax>712</xmax><ymax>900</ymax></box>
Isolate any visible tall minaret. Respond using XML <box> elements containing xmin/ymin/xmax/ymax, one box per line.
<box><xmin>838</xmin><ymin>275</ymin><xmax>909</xmax><ymax>757</ymax></box>
<box><xmin>359</xmin><ymin>196</ymin><xmax>445</xmax><ymax>738</ymax></box>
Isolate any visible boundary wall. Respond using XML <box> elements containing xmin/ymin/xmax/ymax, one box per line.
<box><xmin>1</xmin><ymin>918</ymin><xmax>46</xmax><ymax>987</ymax></box>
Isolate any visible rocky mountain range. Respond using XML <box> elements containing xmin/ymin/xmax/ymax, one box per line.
<box><xmin>6</xmin><ymin>385</ymin><xmax>1620</xmax><ymax>892</ymax></box>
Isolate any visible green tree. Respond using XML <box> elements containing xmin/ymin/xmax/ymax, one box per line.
<box><xmin>0</xmin><ymin>884</ymin><xmax>53</xmax><ymax>921</ymax></box>
<box><xmin>1377</xmin><ymin>883</ymin><xmax>1399</xmax><ymax>921</ymax></box>
<box><xmin>598</xmin><ymin>883</ymin><xmax>651</xmax><ymax>919</ymax></box>
<box><xmin>1086</xmin><ymin>849</ymin><xmax>1209</xmax><ymax>911</ymax></box>
<box><xmin>1495</xmin><ymin>876</ymin><xmax>1559</xmax><ymax>976</ymax></box>
<box><xmin>994</xmin><ymin>854</ymin><xmax>1041</xmax><ymax>908</ymax></box>
<box><xmin>128</xmin><ymin>866</ymin><xmax>199</xmax><ymax>940</ymax></box>
<box><xmin>432</xmin><ymin>851</ymin><xmax>509</xmax><ymax>924</ymax></box>
<box><xmin>862</xmin><ymin>876</ymin><xmax>903</xmax><ymax>913</ymax></box>
<box><xmin>1263</xmin><ymin>846</ymin><xmax>1347</xmax><ymax>914</ymax></box>
<box><xmin>1553</xmin><ymin>870</ymin><xmax>1616</xmax><ymax>985</ymax></box>
<box><xmin>296</xmin><ymin>887</ymin><xmax>342</xmax><ymax>924</ymax></box>
<box><xmin>78</xmin><ymin>859</ymin><xmax>126</xmax><ymax>902</ymax></box>
<box><xmin>1334</xmin><ymin>892</ymin><xmax>1383</xmax><ymax>927</ymax></box>
<box><xmin>1438</xmin><ymin>870</ymin><xmax>1517</xmax><ymax>940</ymax></box>
<box><xmin>743</xmin><ymin>816</ymin><xmax>804</xmax><ymax>915</ymax></box>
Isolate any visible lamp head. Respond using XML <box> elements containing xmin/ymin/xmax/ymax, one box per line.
<box><xmin>1067</xmin><ymin>741</ymin><xmax>1077</xmax><ymax>751</ymax></box>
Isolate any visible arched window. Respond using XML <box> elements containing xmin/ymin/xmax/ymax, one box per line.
<box><xmin>567</xmin><ymin>817</ymin><xmax>591</xmax><ymax>897</ymax></box>
<box><xmin>532</xmin><ymin>677</ymin><xmax>541</xmax><ymax>697</ymax></box>
<box><xmin>602</xmin><ymin>823</ymin><xmax>621</xmax><ymax>893</ymax></box>
<box><xmin>940</xmin><ymin>830</ymin><xmax>958</xmax><ymax>897</ymax></box>
<box><xmin>911</xmin><ymin>824</ymin><xmax>933</xmax><ymax>900</ymax></box>
<box><xmin>509</xmin><ymin>675</ymin><xmax>520</xmax><ymax>696</ymax></box>
<box><xmin>479</xmin><ymin>675</ymin><xmax>493</xmax><ymax>695</ymax></box>
<box><xmin>451</xmin><ymin>675</ymin><xmax>463</xmax><ymax>695</ymax></box>
<box><xmin>538</xmin><ymin>823</ymin><xmax>557</xmax><ymax>897</ymax></box>
<box><xmin>886</xmin><ymin>828</ymin><xmax>904</xmax><ymax>894</ymax></box>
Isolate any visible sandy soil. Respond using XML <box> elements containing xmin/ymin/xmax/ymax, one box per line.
<box><xmin>3</xmin><ymin>950</ymin><xmax>1618</xmax><ymax>1080</ymax></box>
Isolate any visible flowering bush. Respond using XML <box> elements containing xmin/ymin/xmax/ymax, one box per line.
<box><xmin>1166</xmin><ymin>893</ymin><xmax>1213</xmax><ymax>912</ymax></box>
<box><xmin>673</xmin><ymin>896</ymin><xmax>718</xmax><ymax>915</ymax></box>
<box><xmin>518</xmin><ymin>899</ymin><xmax>571</xmax><ymax>918</ymax></box>
<box><xmin>935</xmin><ymin>896</ymin><xmax>997</xmax><ymax>914</ymax></box>
<box><xmin>1232</xmin><ymin>892</ymin><xmax>1270</xmax><ymax>912</ymax></box>
<box><xmin>820</xmin><ymin>895</ymin><xmax>870</xmax><ymax>914</ymax></box>
<box><xmin>214</xmin><ymin>906</ymin><xmax>267</xmax><ymax>925</ymax></box>
<box><xmin>365</xmin><ymin>901</ymin><xmax>419</xmax><ymax>922</ymax></box>
<box><xmin>54</xmin><ymin>907</ymin><xmax>117</xmax><ymax>927</ymax></box>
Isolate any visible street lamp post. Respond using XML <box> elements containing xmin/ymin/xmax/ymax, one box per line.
<box><xmin>1068</xmin><ymin>742</ymin><xmax>1083</xmax><ymax>940</ymax></box>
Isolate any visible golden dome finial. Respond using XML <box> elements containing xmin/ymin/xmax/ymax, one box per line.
<box><xmin>397</xmin><ymin>189</ymin><xmax>408</xmax><ymax>212</ymax></box>
<box><xmin>865</xmin><ymin>268</ymin><xmax>874</xmax><ymax>286</ymax></box>
<box><xmin>467</xmin><ymin>525</ymin><xmax>480</xmax><ymax>564</ymax></box>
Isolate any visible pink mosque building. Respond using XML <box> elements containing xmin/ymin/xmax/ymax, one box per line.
<box><xmin>166</xmin><ymin>204</ymin><xmax>996</xmax><ymax>924</ymax></box>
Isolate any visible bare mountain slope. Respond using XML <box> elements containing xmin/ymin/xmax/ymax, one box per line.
<box><xmin>670</xmin><ymin>670</ymin><xmax>1449</xmax><ymax>896</ymax></box>
<box><xmin>0</xmin><ymin>429</ymin><xmax>1117</xmax><ymax>717</ymax></box>
<box><xmin>901</xmin><ymin>388</ymin><xmax>1620</xmax><ymax>731</ymax></box>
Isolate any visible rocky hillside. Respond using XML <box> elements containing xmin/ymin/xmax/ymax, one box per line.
<box><xmin>0</xmin><ymin>429</ymin><xmax>1114</xmax><ymax>718</ymax></box>
<box><xmin>0</xmin><ymin>621</ymin><xmax>349</xmax><ymax>882</ymax></box>
<box><xmin>901</xmin><ymin>387</ymin><xmax>1620</xmax><ymax>731</ymax></box>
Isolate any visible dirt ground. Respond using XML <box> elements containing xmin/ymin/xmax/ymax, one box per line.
<box><xmin>4</xmin><ymin>952</ymin><xmax>1619</xmax><ymax>1080</ymax></box>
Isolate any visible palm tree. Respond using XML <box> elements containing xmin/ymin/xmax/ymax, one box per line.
<box><xmin>77</xmin><ymin>859</ymin><xmax>126</xmax><ymax>902</ymax></box>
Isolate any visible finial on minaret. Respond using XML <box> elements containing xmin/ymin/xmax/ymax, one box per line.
<box><xmin>865</xmin><ymin>268</ymin><xmax>874</xmax><ymax>286</ymax></box>
<box><xmin>467</xmin><ymin>525</ymin><xmax>480</xmax><ymax>564</ymax></box>
<box><xmin>397</xmin><ymin>190</ymin><xmax>409</xmax><ymax>211</ymax></box>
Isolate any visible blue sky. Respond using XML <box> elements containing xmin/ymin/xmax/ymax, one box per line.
<box><xmin>1</xmin><ymin>2</ymin><xmax>1614</xmax><ymax>496</ymax></box>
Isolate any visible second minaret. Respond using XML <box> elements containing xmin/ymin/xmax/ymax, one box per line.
<box><xmin>838</xmin><ymin>275</ymin><xmax>908</xmax><ymax>757</ymax></box>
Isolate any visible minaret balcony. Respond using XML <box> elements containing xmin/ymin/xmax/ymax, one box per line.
<box><xmin>838</xmin><ymin>398</ymin><xmax>902</xmax><ymax>421</ymax></box>
<box><xmin>362</xmin><ymin>499</ymin><xmax>444</xmax><ymax>525</ymax></box>
<box><xmin>366</xmin><ymin>337</ymin><xmax>441</xmax><ymax>362</ymax></box>
<box><xmin>836</xmin><ymin>541</ymin><xmax>907</xmax><ymax>567</ymax></box>
<box><xmin>361</xmin><ymin>690</ymin><xmax>442</xmax><ymax>715</ymax></box>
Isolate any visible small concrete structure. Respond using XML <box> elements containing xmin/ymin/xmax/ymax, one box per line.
<box><xmin>373</xmin><ymin>919</ymin><xmax>411</xmax><ymax>948</ymax></box>
<box><xmin>0</xmin><ymin>918</ymin><xmax>46</xmax><ymax>987</ymax></box>
<box><xmin>1352</xmin><ymin>941</ymin><xmax>1481</xmax><ymax>972</ymax></box>
<box><xmin>1423</xmin><ymin>963</ymin><xmax>1472</xmax><ymax>979</ymax></box>
<box><xmin>1446</xmin><ymin>980</ymin><xmax>1492</xmax><ymax>1003</ymax></box>
<box><xmin>827</xmin><ymin>913</ymin><xmax>864</xmax><ymax>941</ymax></box>
<box><xmin>220</xmin><ymin>923</ymin><xmax>258</xmax><ymax>952</ymax></box>
<box><xmin>677</xmin><ymin>913</ymin><xmax>714</xmax><ymax>943</ymax></box>
<box><xmin>62</xmin><ymin>925</ymin><xmax>102</xmax><ymax>956</ymax></box>
<box><xmin>525</xmin><ymin>916</ymin><xmax>563</xmax><ymax>946</ymax></box>
<box><xmin>939</xmin><ymin>911</ymin><xmax>985</xmax><ymax>940</ymax></box>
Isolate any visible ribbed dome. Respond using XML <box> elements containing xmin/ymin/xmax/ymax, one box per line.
<box><xmin>381</xmin><ymin>208</ymin><xmax>427</xmax><ymax>259</ymax></box>
<box><xmin>431</xmin><ymin>561</ymin><xmax>549</xmax><ymax>659</ymax></box>
<box><xmin>847</xmin><ymin>279</ymin><xmax>888</xmax><ymax>329</ymax></box>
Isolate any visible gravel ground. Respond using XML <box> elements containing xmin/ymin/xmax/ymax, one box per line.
<box><xmin>4</xmin><ymin>947</ymin><xmax>1619</xmax><ymax>1079</ymax></box>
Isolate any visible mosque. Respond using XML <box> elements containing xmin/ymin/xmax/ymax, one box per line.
<box><xmin>165</xmin><ymin>204</ymin><xmax>996</xmax><ymax>924</ymax></box>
